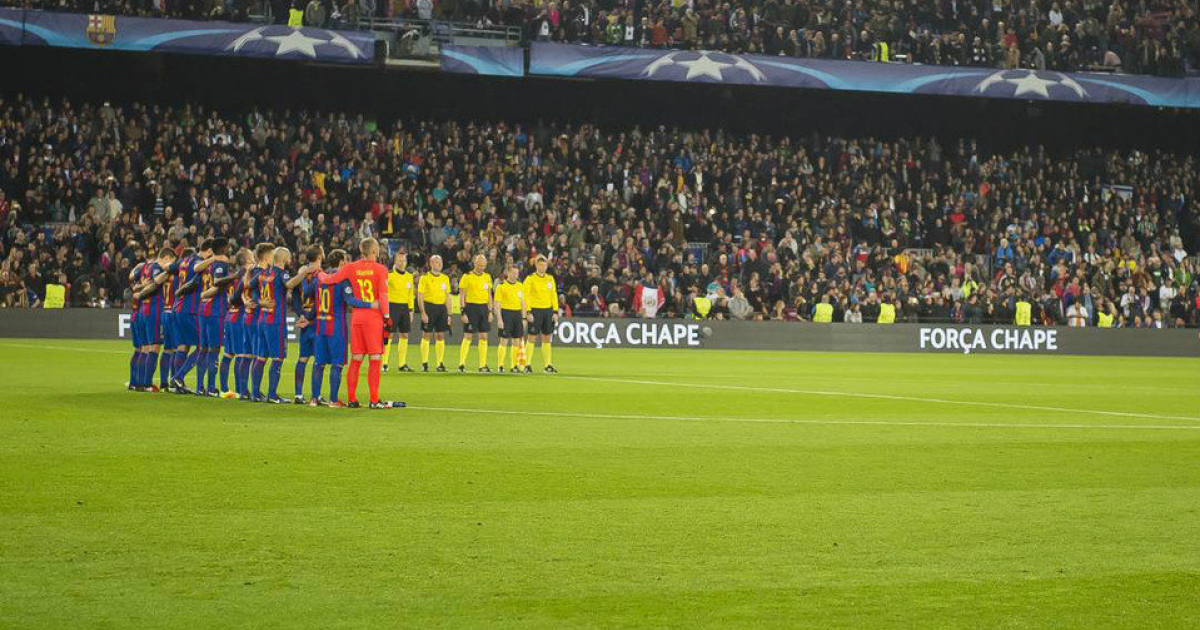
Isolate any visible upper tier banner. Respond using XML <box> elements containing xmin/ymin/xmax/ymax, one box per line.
<box><xmin>530</xmin><ymin>42</ymin><xmax>1199</xmax><ymax>109</ymax></box>
<box><xmin>0</xmin><ymin>8</ymin><xmax>373</xmax><ymax>65</ymax></box>
<box><xmin>441</xmin><ymin>44</ymin><xmax>524</xmax><ymax>77</ymax></box>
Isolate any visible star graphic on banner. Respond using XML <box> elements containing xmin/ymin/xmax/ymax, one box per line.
<box><xmin>326</xmin><ymin>32</ymin><xmax>364</xmax><ymax>59</ymax></box>
<box><xmin>1009</xmin><ymin>72</ymin><xmax>1056</xmax><ymax>98</ymax></box>
<box><xmin>265</xmin><ymin>30</ymin><xmax>325</xmax><ymax>57</ymax></box>
<box><xmin>975</xmin><ymin>70</ymin><xmax>1089</xmax><ymax>100</ymax></box>
<box><xmin>677</xmin><ymin>54</ymin><xmax>732</xmax><ymax>80</ymax></box>
<box><xmin>642</xmin><ymin>51</ymin><xmax>764</xmax><ymax>82</ymax></box>
<box><xmin>228</xmin><ymin>27</ymin><xmax>266</xmax><ymax>51</ymax></box>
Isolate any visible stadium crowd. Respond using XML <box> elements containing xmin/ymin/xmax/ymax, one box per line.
<box><xmin>0</xmin><ymin>93</ymin><xmax>1197</xmax><ymax>328</ymax></box>
<box><xmin>516</xmin><ymin>0</ymin><xmax>1198</xmax><ymax>76</ymax></box>
<box><xmin>4</xmin><ymin>0</ymin><xmax>1197</xmax><ymax>76</ymax></box>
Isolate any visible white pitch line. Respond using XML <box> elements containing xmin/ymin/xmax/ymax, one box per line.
<box><xmin>408</xmin><ymin>405</ymin><xmax>1200</xmax><ymax>432</ymax></box>
<box><xmin>6</xmin><ymin>342</ymin><xmax>1198</xmax><ymax>424</ymax></box>
<box><xmin>557</xmin><ymin>375</ymin><xmax>1200</xmax><ymax>424</ymax></box>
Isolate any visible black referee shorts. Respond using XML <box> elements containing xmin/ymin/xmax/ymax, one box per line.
<box><xmin>499</xmin><ymin>309</ymin><xmax>524</xmax><ymax>339</ymax></box>
<box><xmin>463</xmin><ymin>303</ymin><xmax>490</xmax><ymax>334</ymax></box>
<box><xmin>422</xmin><ymin>304</ymin><xmax>450</xmax><ymax>333</ymax></box>
<box><xmin>529</xmin><ymin>308</ymin><xmax>555</xmax><ymax>336</ymax></box>
<box><xmin>389</xmin><ymin>303</ymin><xmax>411</xmax><ymax>334</ymax></box>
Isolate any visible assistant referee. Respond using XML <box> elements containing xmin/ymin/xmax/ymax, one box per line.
<box><xmin>523</xmin><ymin>255</ymin><xmax>559</xmax><ymax>373</ymax></box>
<box><xmin>457</xmin><ymin>254</ymin><xmax>494</xmax><ymax>373</ymax></box>
<box><xmin>493</xmin><ymin>264</ymin><xmax>528</xmax><ymax>373</ymax></box>
<box><xmin>417</xmin><ymin>254</ymin><xmax>451</xmax><ymax>372</ymax></box>
<box><xmin>383</xmin><ymin>252</ymin><xmax>414</xmax><ymax>373</ymax></box>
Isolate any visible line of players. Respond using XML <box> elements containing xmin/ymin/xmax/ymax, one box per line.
<box><xmin>123</xmin><ymin>237</ymin><xmax>561</xmax><ymax>408</ymax></box>
<box><xmin>381</xmin><ymin>251</ymin><xmax>560</xmax><ymax>375</ymax></box>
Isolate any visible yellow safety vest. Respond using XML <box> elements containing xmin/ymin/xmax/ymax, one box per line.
<box><xmin>962</xmin><ymin>279</ymin><xmax>978</xmax><ymax>298</ymax></box>
<box><xmin>1015</xmin><ymin>301</ymin><xmax>1032</xmax><ymax>326</ymax></box>
<box><xmin>44</xmin><ymin>284</ymin><xmax>66</xmax><ymax>308</ymax></box>
<box><xmin>813</xmin><ymin>303</ymin><xmax>833</xmax><ymax>323</ymax></box>
<box><xmin>877</xmin><ymin>303</ymin><xmax>895</xmax><ymax>324</ymax></box>
<box><xmin>288</xmin><ymin>7</ymin><xmax>304</xmax><ymax>26</ymax></box>
<box><xmin>1097</xmin><ymin>312</ymin><xmax>1114</xmax><ymax>328</ymax></box>
<box><xmin>692</xmin><ymin>297</ymin><xmax>711</xmax><ymax>319</ymax></box>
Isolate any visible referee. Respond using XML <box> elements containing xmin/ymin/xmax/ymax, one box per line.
<box><xmin>493</xmin><ymin>264</ymin><xmax>528</xmax><ymax>373</ymax></box>
<box><xmin>383</xmin><ymin>252</ymin><xmax>414</xmax><ymax>373</ymax></box>
<box><xmin>458</xmin><ymin>254</ymin><xmax>494</xmax><ymax>373</ymax></box>
<box><xmin>417</xmin><ymin>254</ymin><xmax>451</xmax><ymax>372</ymax></box>
<box><xmin>522</xmin><ymin>255</ymin><xmax>559</xmax><ymax>373</ymax></box>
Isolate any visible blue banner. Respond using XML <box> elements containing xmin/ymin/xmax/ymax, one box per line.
<box><xmin>441</xmin><ymin>44</ymin><xmax>523</xmax><ymax>77</ymax></box>
<box><xmin>531</xmin><ymin>42</ymin><xmax>1199</xmax><ymax>110</ymax></box>
<box><xmin>4</xmin><ymin>9</ymin><xmax>373</xmax><ymax>64</ymax></box>
<box><xmin>0</xmin><ymin>8</ymin><xmax>23</xmax><ymax>46</ymax></box>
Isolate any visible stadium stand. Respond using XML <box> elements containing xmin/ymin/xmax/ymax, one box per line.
<box><xmin>4</xmin><ymin>0</ymin><xmax>1197</xmax><ymax>76</ymax></box>
<box><xmin>0</xmin><ymin>94</ymin><xmax>1196</xmax><ymax>326</ymax></box>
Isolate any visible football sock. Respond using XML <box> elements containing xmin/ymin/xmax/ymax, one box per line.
<box><xmin>435</xmin><ymin>340</ymin><xmax>445</xmax><ymax>365</ymax></box>
<box><xmin>235</xmin><ymin>357</ymin><xmax>249</xmax><ymax>397</ymax></box>
<box><xmin>194</xmin><ymin>349</ymin><xmax>209</xmax><ymax>390</ymax></box>
<box><xmin>329</xmin><ymin>364</ymin><xmax>343</xmax><ymax>403</ymax></box>
<box><xmin>420</xmin><ymin>338</ymin><xmax>430</xmax><ymax>364</ymax></box>
<box><xmin>368</xmin><ymin>359</ymin><xmax>381</xmax><ymax>403</ymax></box>
<box><xmin>478</xmin><ymin>340</ymin><xmax>488</xmax><ymax>369</ymax></box>
<box><xmin>159</xmin><ymin>351</ymin><xmax>173</xmax><ymax>387</ymax></box>
<box><xmin>497</xmin><ymin>345</ymin><xmax>507</xmax><ymax>369</ymax></box>
<box><xmin>267</xmin><ymin>360</ymin><xmax>282</xmax><ymax>399</ymax></box>
<box><xmin>294</xmin><ymin>360</ymin><xmax>307</xmax><ymax>399</ymax></box>
<box><xmin>311</xmin><ymin>363</ymin><xmax>325</xmax><ymax>400</ymax></box>
<box><xmin>145</xmin><ymin>350</ymin><xmax>159</xmax><ymax>387</ymax></box>
<box><xmin>175</xmin><ymin>349</ymin><xmax>196</xmax><ymax>381</ymax></box>
<box><xmin>542</xmin><ymin>343</ymin><xmax>552</xmax><ymax>366</ymax></box>
<box><xmin>219</xmin><ymin>355</ymin><xmax>232</xmax><ymax>392</ymax></box>
<box><xmin>382</xmin><ymin>339</ymin><xmax>391</xmax><ymax>367</ymax></box>
<box><xmin>397</xmin><ymin>338</ymin><xmax>408</xmax><ymax>366</ymax></box>
<box><xmin>346</xmin><ymin>358</ymin><xmax>362</xmax><ymax>402</ymax></box>
<box><xmin>130</xmin><ymin>351</ymin><xmax>142</xmax><ymax>387</ymax></box>
<box><xmin>251</xmin><ymin>358</ymin><xmax>265</xmax><ymax>399</ymax></box>
<box><xmin>459</xmin><ymin>340</ymin><xmax>471</xmax><ymax>366</ymax></box>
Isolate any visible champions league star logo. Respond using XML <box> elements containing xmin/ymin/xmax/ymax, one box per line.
<box><xmin>642</xmin><ymin>51</ymin><xmax>766</xmax><ymax>82</ymax></box>
<box><xmin>975</xmin><ymin>69</ymin><xmax>1088</xmax><ymax>100</ymax></box>
<box><xmin>227</xmin><ymin>27</ymin><xmax>365</xmax><ymax>59</ymax></box>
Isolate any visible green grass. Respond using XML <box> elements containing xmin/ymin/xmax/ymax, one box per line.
<box><xmin>1</xmin><ymin>339</ymin><xmax>1198</xmax><ymax>628</ymax></box>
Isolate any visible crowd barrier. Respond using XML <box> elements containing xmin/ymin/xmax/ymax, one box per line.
<box><xmin>0</xmin><ymin>310</ymin><xmax>1196</xmax><ymax>357</ymax></box>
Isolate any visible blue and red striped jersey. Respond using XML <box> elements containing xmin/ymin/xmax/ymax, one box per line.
<box><xmin>172</xmin><ymin>254</ymin><xmax>201</xmax><ymax>314</ymax></box>
<box><xmin>257</xmin><ymin>265</ymin><xmax>289</xmax><ymax>325</ymax></box>
<box><xmin>316</xmin><ymin>278</ymin><xmax>355</xmax><ymax>337</ymax></box>
<box><xmin>200</xmin><ymin>260</ymin><xmax>231</xmax><ymax>317</ymax></box>
<box><xmin>242</xmin><ymin>267</ymin><xmax>262</xmax><ymax>325</ymax></box>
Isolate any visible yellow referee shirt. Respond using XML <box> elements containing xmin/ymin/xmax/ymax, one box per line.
<box><xmin>417</xmin><ymin>272</ymin><xmax>450</xmax><ymax>306</ymax></box>
<box><xmin>523</xmin><ymin>272</ymin><xmax>559</xmax><ymax>310</ymax></box>
<box><xmin>495</xmin><ymin>281</ymin><xmax>525</xmax><ymax>311</ymax></box>
<box><xmin>459</xmin><ymin>271</ymin><xmax>494</xmax><ymax>305</ymax></box>
<box><xmin>387</xmin><ymin>269</ymin><xmax>414</xmax><ymax>307</ymax></box>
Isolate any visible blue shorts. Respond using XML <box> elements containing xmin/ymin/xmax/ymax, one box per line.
<box><xmin>224</xmin><ymin>318</ymin><xmax>242</xmax><ymax>355</ymax></box>
<box><xmin>298</xmin><ymin>325</ymin><xmax>316</xmax><ymax>359</ymax></box>
<box><xmin>200</xmin><ymin>314</ymin><xmax>224</xmax><ymax>349</ymax></box>
<box><xmin>172</xmin><ymin>311</ymin><xmax>199</xmax><ymax>348</ymax></box>
<box><xmin>131</xmin><ymin>314</ymin><xmax>143</xmax><ymax>348</ymax></box>
<box><xmin>161</xmin><ymin>312</ymin><xmax>177</xmax><ymax>350</ymax></box>
<box><xmin>140</xmin><ymin>311</ymin><xmax>163</xmax><ymax>347</ymax></box>
<box><xmin>256</xmin><ymin>321</ymin><xmax>286</xmax><ymax>360</ymax></box>
<box><xmin>241</xmin><ymin>318</ymin><xmax>255</xmax><ymax>355</ymax></box>
<box><xmin>315</xmin><ymin>333</ymin><xmax>347</xmax><ymax>366</ymax></box>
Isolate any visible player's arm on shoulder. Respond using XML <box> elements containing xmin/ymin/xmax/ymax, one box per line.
<box><xmin>320</xmin><ymin>264</ymin><xmax>351</xmax><ymax>285</ymax></box>
<box><xmin>285</xmin><ymin>269</ymin><xmax>307</xmax><ymax>290</ymax></box>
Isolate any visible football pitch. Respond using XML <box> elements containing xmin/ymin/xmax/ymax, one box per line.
<box><xmin>1</xmin><ymin>339</ymin><xmax>1198</xmax><ymax>628</ymax></box>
